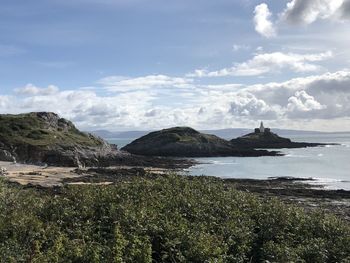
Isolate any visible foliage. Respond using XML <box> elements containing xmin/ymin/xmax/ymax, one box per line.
<box><xmin>0</xmin><ymin>175</ymin><xmax>349</xmax><ymax>262</ymax></box>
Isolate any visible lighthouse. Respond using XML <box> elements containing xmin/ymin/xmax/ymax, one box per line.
<box><xmin>259</xmin><ymin>121</ymin><xmax>265</xmax><ymax>133</ymax></box>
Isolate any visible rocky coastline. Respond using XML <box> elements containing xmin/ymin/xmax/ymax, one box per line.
<box><xmin>224</xmin><ymin>177</ymin><xmax>350</xmax><ymax>222</ymax></box>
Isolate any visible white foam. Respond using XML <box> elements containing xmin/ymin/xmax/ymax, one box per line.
<box><xmin>210</xmin><ymin>160</ymin><xmax>236</xmax><ymax>165</ymax></box>
<box><xmin>285</xmin><ymin>154</ymin><xmax>307</xmax><ymax>158</ymax></box>
<box><xmin>312</xmin><ymin>177</ymin><xmax>342</xmax><ymax>183</ymax></box>
<box><xmin>325</xmin><ymin>144</ymin><xmax>336</xmax><ymax>148</ymax></box>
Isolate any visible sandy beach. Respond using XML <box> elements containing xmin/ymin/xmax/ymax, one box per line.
<box><xmin>0</xmin><ymin>161</ymin><xmax>169</xmax><ymax>187</ymax></box>
<box><xmin>0</xmin><ymin>161</ymin><xmax>82</xmax><ymax>187</ymax></box>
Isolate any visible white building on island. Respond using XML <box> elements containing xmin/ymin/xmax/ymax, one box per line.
<box><xmin>255</xmin><ymin>121</ymin><xmax>270</xmax><ymax>134</ymax></box>
<box><xmin>259</xmin><ymin>121</ymin><xmax>265</xmax><ymax>133</ymax></box>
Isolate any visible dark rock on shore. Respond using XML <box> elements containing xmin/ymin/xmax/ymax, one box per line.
<box><xmin>122</xmin><ymin>127</ymin><xmax>280</xmax><ymax>157</ymax></box>
<box><xmin>224</xmin><ymin>177</ymin><xmax>350</xmax><ymax>221</ymax></box>
<box><xmin>0</xmin><ymin>112</ymin><xmax>193</xmax><ymax>168</ymax></box>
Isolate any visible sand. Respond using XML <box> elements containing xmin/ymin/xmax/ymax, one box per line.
<box><xmin>0</xmin><ymin>161</ymin><xmax>168</xmax><ymax>187</ymax></box>
<box><xmin>0</xmin><ymin>161</ymin><xmax>83</xmax><ymax>187</ymax></box>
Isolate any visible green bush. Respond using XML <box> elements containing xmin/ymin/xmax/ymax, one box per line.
<box><xmin>0</xmin><ymin>175</ymin><xmax>349</xmax><ymax>262</ymax></box>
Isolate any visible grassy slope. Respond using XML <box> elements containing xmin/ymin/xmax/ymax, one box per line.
<box><xmin>126</xmin><ymin>127</ymin><xmax>226</xmax><ymax>145</ymax></box>
<box><xmin>0</xmin><ymin>113</ymin><xmax>103</xmax><ymax>148</ymax></box>
<box><xmin>238</xmin><ymin>132</ymin><xmax>290</xmax><ymax>142</ymax></box>
<box><xmin>0</xmin><ymin>175</ymin><xmax>349</xmax><ymax>263</ymax></box>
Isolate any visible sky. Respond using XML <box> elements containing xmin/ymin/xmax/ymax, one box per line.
<box><xmin>1</xmin><ymin>0</ymin><xmax>350</xmax><ymax>132</ymax></box>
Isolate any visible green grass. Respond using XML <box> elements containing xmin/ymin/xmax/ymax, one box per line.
<box><xmin>0</xmin><ymin>175</ymin><xmax>349</xmax><ymax>263</ymax></box>
<box><xmin>0</xmin><ymin>113</ymin><xmax>103</xmax><ymax>148</ymax></box>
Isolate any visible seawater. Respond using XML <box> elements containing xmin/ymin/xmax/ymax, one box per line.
<box><xmin>108</xmin><ymin>133</ymin><xmax>350</xmax><ymax>190</ymax></box>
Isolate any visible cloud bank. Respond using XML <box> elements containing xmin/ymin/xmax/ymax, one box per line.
<box><xmin>188</xmin><ymin>51</ymin><xmax>332</xmax><ymax>77</ymax></box>
<box><xmin>1</xmin><ymin>70</ymin><xmax>350</xmax><ymax>131</ymax></box>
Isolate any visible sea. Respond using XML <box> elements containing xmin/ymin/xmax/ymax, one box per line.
<box><xmin>107</xmin><ymin>133</ymin><xmax>350</xmax><ymax>190</ymax></box>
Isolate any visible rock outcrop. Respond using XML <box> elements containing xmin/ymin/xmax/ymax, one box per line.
<box><xmin>231</xmin><ymin>129</ymin><xmax>327</xmax><ymax>149</ymax></box>
<box><xmin>0</xmin><ymin>112</ymin><xmax>194</xmax><ymax>168</ymax></box>
<box><xmin>0</xmin><ymin>167</ymin><xmax>8</xmax><ymax>176</ymax></box>
<box><xmin>122</xmin><ymin>127</ymin><xmax>279</xmax><ymax>157</ymax></box>
<box><xmin>0</xmin><ymin>112</ymin><xmax>116</xmax><ymax>166</ymax></box>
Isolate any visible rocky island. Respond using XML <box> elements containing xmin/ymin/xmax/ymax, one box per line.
<box><xmin>231</xmin><ymin>122</ymin><xmax>329</xmax><ymax>149</ymax></box>
<box><xmin>122</xmin><ymin>126</ymin><xmax>280</xmax><ymax>157</ymax></box>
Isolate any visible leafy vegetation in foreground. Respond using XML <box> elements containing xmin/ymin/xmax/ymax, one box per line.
<box><xmin>0</xmin><ymin>175</ymin><xmax>349</xmax><ymax>262</ymax></box>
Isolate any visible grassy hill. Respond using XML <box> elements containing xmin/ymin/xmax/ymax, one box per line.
<box><xmin>0</xmin><ymin>112</ymin><xmax>110</xmax><ymax>166</ymax></box>
<box><xmin>0</xmin><ymin>112</ymin><xmax>103</xmax><ymax>147</ymax></box>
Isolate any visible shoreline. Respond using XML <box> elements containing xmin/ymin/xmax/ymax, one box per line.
<box><xmin>223</xmin><ymin>177</ymin><xmax>350</xmax><ymax>221</ymax></box>
<box><xmin>1</xmin><ymin>161</ymin><xmax>349</xmax><ymax>221</ymax></box>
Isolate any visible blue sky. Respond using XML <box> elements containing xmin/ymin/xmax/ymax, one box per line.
<box><xmin>1</xmin><ymin>0</ymin><xmax>350</xmax><ymax>131</ymax></box>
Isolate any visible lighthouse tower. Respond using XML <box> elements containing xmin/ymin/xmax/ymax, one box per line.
<box><xmin>259</xmin><ymin>121</ymin><xmax>265</xmax><ymax>133</ymax></box>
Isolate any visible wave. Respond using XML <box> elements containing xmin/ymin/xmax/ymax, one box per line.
<box><xmin>285</xmin><ymin>154</ymin><xmax>307</xmax><ymax>158</ymax></box>
<box><xmin>210</xmin><ymin>162</ymin><xmax>237</xmax><ymax>165</ymax></box>
<box><xmin>310</xmin><ymin>177</ymin><xmax>349</xmax><ymax>184</ymax></box>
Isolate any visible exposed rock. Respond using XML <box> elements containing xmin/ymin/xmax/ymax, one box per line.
<box><xmin>0</xmin><ymin>112</ymin><xmax>111</xmax><ymax>166</ymax></box>
<box><xmin>0</xmin><ymin>148</ymin><xmax>15</xmax><ymax>162</ymax></box>
<box><xmin>0</xmin><ymin>167</ymin><xmax>8</xmax><ymax>176</ymax></box>
<box><xmin>122</xmin><ymin>127</ymin><xmax>280</xmax><ymax>157</ymax></box>
<box><xmin>224</xmin><ymin>177</ymin><xmax>350</xmax><ymax>221</ymax></box>
<box><xmin>0</xmin><ymin>112</ymin><xmax>193</xmax><ymax>168</ymax></box>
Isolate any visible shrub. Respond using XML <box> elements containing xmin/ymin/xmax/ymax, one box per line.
<box><xmin>0</xmin><ymin>175</ymin><xmax>348</xmax><ymax>262</ymax></box>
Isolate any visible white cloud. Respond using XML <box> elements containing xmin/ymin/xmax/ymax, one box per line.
<box><xmin>194</xmin><ymin>70</ymin><xmax>350</xmax><ymax>126</ymax></box>
<box><xmin>232</xmin><ymin>44</ymin><xmax>250</xmax><ymax>52</ymax></box>
<box><xmin>1</xmin><ymin>70</ymin><xmax>350</xmax><ymax>131</ymax></box>
<box><xmin>287</xmin><ymin>90</ymin><xmax>326</xmax><ymax>113</ymax></box>
<box><xmin>253</xmin><ymin>3</ymin><xmax>276</xmax><ymax>38</ymax></box>
<box><xmin>281</xmin><ymin>0</ymin><xmax>349</xmax><ymax>24</ymax></box>
<box><xmin>228</xmin><ymin>92</ymin><xmax>279</xmax><ymax>119</ymax></box>
<box><xmin>188</xmin><ymin>51</ymin><xmax>333</xmax><ymax>77</ymax></box>
<box><xmin>98</xmin><ymin>74</ymin><xmax>193</xmax><ymax>92</ymax></box>
<box><xmin>243</xmin><ymin>70</ymin><xmax>350</xmax><ymax>120</ymax></box>
<box><xmin>0</xmin><ymin>96</ymin><xmax>9</xmax><ymax>108</ymax></box>
<box><xmin>15</xmin><ymin>84</ymin><xmax>59</xmax><ymax>96</ymax></box>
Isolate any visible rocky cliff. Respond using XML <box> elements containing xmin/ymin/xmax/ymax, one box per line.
<box><xmin>0</xmin><ymin>112</ymin><xmax>117</xmax><ymax>166</ymax></box>
<box><xmin>0</xmin><ymin>112</ymin><xmax>194</xmax><ymax>168</ymax></box>
<box><xmin>122</xmin><ymin>127</ymin><xmax>279</xmax><ymax>157</ymax></box>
